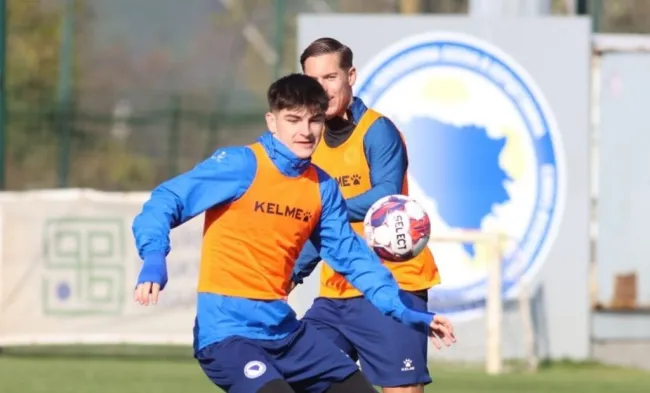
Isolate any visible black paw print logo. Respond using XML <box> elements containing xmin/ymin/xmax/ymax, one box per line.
<box><xmin>302</xmin><ymin>211</ymin><xmax>312</xmax><ymax>222</ymax></box>
<box><xmin>351</xmin><ymin>174</ymin><xmax>361</xmax><ymax>185</ymax></box>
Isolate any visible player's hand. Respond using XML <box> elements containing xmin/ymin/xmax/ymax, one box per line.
<box><xmin>286</xmin><ymin>281</ymin><xmax>297</xmax><ymax>294</ymax></box>
<box><xmin>134</xmin><ymin>256</ymin><xmax>168</xmax><ymax>306</ymax></box>
<box><xmin>134</xmin><ymin>282</ymin><xmax>161</xmax><ymax>306</ymax></box>
<box><xmin>428</xmin><ymin>315</ymin><xmax>456</xmax><ymax>350</ymax></box>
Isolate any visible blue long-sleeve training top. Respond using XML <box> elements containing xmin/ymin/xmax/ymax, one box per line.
<box><xmin>292</xmin><ymin>97</ymin><xmax>408</xmax><ymax>284</ymax></box>
<box><xmin>132</xmin><ymin>131</ymin><xmax>432</xmax><ymax>352</ymax></box>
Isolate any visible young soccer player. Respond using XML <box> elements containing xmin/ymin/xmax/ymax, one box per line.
<box><xmin>132</xmin><ymin>73</ymin><xmax>455</xmax><ymax>393</ymax></box>
<box><xmin>293</xmin><ymin>38</ymin><xmax>444</xmax><ymax>393</ymax></box>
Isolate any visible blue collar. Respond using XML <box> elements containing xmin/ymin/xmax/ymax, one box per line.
<box><xmin>348</xmin><ymin>97</ymin><xmax>369</xmax><ymax>124</ymax></box>
<box><xmin>257</xmin><ymin>131</ymin><xmax>312</xmax><ymax>177</ymax></box>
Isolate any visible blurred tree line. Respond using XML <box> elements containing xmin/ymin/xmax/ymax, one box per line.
<box><xmin>7</xmin><ymin>0</ymin><xmax>266</xmax><ymax>191</ymax></box>
<box><xmin>7</xmin><ymin>0</ymin><xmax>162</xmax><ymax>190</ymax></box>
<box><xmin>5</xmin><ymin>0</ymin><xmax>650</xmax><ymax>191</ymax></box>
<box><xmin>7</xmin><ymin>0</ymin><xmax>65</xmax><ymax>189</ymax></box>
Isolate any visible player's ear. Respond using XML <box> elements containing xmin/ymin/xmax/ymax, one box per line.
<box><xmin>347</xmin><ymin>66</ymin><xmax>357</xmax><ymax>87</ymax></box>
<box><xmin>265</xmin><ymin>112</ymin><xmax>277</xmax><ymax>134</ymax></box>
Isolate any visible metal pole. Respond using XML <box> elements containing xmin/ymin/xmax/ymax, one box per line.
<box><xmin>576</xmin><ymin>0</ymin><xmax>588</xmax><ymax>15</ymax></box>
<box><xmin>57</xmin><ymin>0</ymin><xmax>74</xmax><ymax>188</ymax></box>
<box><xmin>273</xmin><ymin>0</ymin><xmax>286</xmax><ymax>79</ymax></box>
<box><xmin>167</xmin><ymin>94</ymin><xmax>181</xmax><ymax>177</ymax></box>
<box><xmin>0</xmin><ymin>0</ymin><xmax>7</xmax><ymax>190</ymax></box>
<box><xmin>591</xmin><ymin>0</ymin><xmax>602</xmax><ymax>32</ymax></box>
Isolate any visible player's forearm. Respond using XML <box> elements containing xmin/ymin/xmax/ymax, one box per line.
<box><xmin>132</xmin><ymin>187</ymin><xmax>182</xmax><ymax>258</ymax></box>
<box><xmin>131</xmin><ymin>188</ymin><xmax>180</xmax><ymax>289</ymax></box>
<box><xmin>324</xmin><ymin>233</ymin><xmax>434</xmax><ymax>328</ymax></box>
<box><xmin>292</xmin><ymin>240</ymin><xmax>321</xmax><ymax>284</ymax></box>
<box><xmin>363</xmin><ymin>283</ymin><xmax>434</xmax><ymax>328</ymax></box>
<box><xmin>292</xmin><ymin>260</ymin><xmax>320</xmax><ymax>284</ymax></box>
<box><xmin>350</xmin><ymin>268</ymin><xmax>434</xmax><ymax>328</ymax></box>
<box><xmin>348</xmin><ymin>267</ymin><xmax>404</xmax><ymax>318</ymax></box>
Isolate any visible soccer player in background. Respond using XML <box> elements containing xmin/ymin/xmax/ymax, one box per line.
<box><xmin>132</xmin><ymin>73</ymin><xmax>455</xmax><ymax>393</ymax></box>
<box><xmin>292</xmin><ymin>38</ymin><xmax>444</xmax><ymax>393</ymax></box>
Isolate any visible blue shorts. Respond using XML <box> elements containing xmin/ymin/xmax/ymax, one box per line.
<box><xmin>302</xmin><ymin>290</ymin><xmax>431</xmax><ymax>387</ymax></box>
<box><xmin>195</xmin><ymin>321</ymin><xmax>359</xmax><ymax>393</ymax></box>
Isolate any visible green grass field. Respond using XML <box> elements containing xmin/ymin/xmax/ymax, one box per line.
<box><xmin>1</xmin><ymin>346</ymin><xmax>649</xmax><ymax>393</ymax></box>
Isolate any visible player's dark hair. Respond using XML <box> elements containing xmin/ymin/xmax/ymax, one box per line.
<box><xmin>267</xmin><ymin>73</ymin><xmax>328</xmax><ymax>114</ymax></box>
<box><xmin>300</xmin><ymin>37</ymin><xmax>353</xmax><ymax>70</ymax></box>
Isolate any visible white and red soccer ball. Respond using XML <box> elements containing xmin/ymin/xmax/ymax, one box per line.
<box><xmin>363</xmin><ymin>194</ymin><xmax>431</xmax><ymax>262</ymax></box>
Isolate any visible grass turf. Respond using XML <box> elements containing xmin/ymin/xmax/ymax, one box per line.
<box><xmin>1</xmin><ymin>346</ymin><xmax>649</xmax><ymax>392</ymax></box>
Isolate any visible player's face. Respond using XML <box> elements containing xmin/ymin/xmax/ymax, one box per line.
<box><xmin>266</xmin><ymin>107</ymin><xmax>325</xmax><ymax>159</ymax></box>
<box><xmin>302</xmin><ymin>53</ymin><xmax>356</xmax><ymax>119</ymax></box>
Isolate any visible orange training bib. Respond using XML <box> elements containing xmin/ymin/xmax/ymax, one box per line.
<box><xmin>197</xmin><ymin>142</ymin><xmax>322</xmax><ymax>299</ymax></box>
<box><xmin>311</xmin><ymin>109</ymin><xmax>441</xmax><ymax>298</ymax></box>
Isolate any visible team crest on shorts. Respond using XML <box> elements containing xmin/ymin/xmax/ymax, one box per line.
<box><xmin>355</xmin><ymin>32</ymin><xmax>566</xmax><ymax>320</ymax></box>
<box><xmin>244</xmin><ymin>360</ymin><xmax>267</xmax><ymax>379</ymax></box>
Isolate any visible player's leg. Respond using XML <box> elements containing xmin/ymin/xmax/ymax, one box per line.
<box><xmin>324</xmin><ymin>370</ymin><xmax>378</xmax><ymax>393</ymax></box>
<box><xmin>302</xmin><ymin>297</ymin><xmax>358</xmax><ymax>360</ymax></box>
<box><xmin>195</xmin><ymin>336</ymin><xmax>294</xmax><ymax>393</ymax></box>
<box><xmin>274</xmin><ymin>321</ymin><xmax>372</xmax><ymax>393</ymax></box>
<box><xmin>327</xmin><ymin>371</ymin><xmax>377</xmax><ymax>393</ymax></box>
<box><xmin>382</xmin><ymin>383</ymin><xmax>425</xmax><ymax>393</ymax></box>
<box><xmin>344</xmin><ymin>290</ymin><xmax>431</xmax><ymax>393</ymax></box>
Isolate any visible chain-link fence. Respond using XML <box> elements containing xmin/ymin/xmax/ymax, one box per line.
<box><xmin>4</xmin><ymin>0</ymin><xmax>649</xmax><ymax>190</ymax></box>
<box><xmin>5</xmin><ymin>0</ymin><xmax>414</xmax><ymax>190</ymax></box>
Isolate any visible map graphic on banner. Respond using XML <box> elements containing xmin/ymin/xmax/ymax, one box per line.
<box><xmin>354</xmin><ymin>32</ymin><xmax>567</xmax><ymax>320</ymax></box>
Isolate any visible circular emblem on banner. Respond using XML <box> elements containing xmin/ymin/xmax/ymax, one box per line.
<box><xmin>355</xmin><ymin>32</ymin><xmax>566</xmax><ymax>320</ymax></box>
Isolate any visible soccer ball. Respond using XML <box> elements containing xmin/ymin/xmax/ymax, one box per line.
<box><xmin>363</xmin><ymin>194</ymin><xmax>431</xmax><ymax>262</ymax></box>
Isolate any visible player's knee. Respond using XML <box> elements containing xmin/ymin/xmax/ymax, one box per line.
<box><xmin>257</xmin><ymin>378</ymin><xmax>295</xmax><ymax>393</ymax></box>
<box><xmin>325</xmin><ymin>370</ymin><xmax>376</xmax><ymax>393</ymax></box>
<box><xmin>381</xmin><ymin>384</ymin><xmax>425</xmax><ymax>393</ymax></box>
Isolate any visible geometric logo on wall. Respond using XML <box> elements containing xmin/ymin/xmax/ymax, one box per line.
<box><xmin>42</xmin><ymin>218</ymin><xmax>126</xmax><ymax>317</ymax></box>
